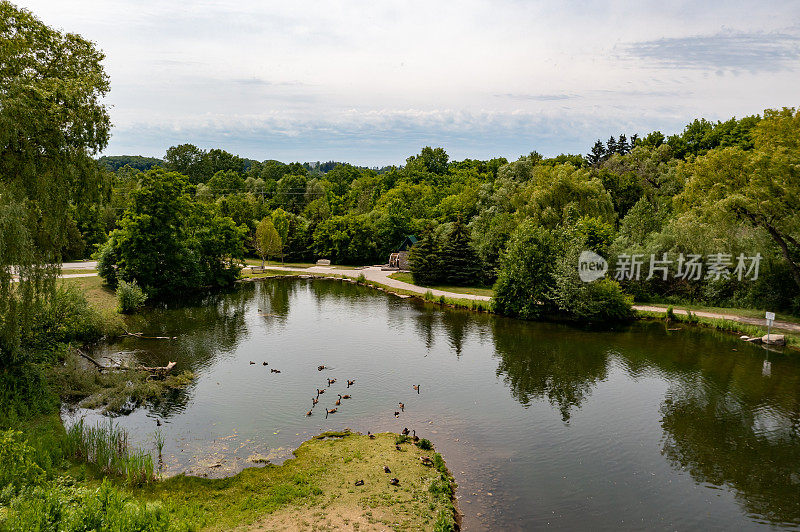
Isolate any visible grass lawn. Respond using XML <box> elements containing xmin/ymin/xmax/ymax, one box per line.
<box><xmin>58</xmin><ymin>275</ymin><xmax>117</xmax><ymax>314</ymax></box>
<box><xmin>389</xmin><ymin>272</ymin><xmax>494</xmax><ymax>298</ymax></box>
<box><xmin>60</xmin><ymin>268</ymin><xmax>98</xmax><ymax>275</ymax></box>
<box><xmin>244</xmin><ymin>258</ymin><xmax>314</xmax><ymax>269</ymax></box>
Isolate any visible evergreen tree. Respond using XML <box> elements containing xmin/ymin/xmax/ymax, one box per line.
<box><xmin>617</xmin><ymin>134</ymin><xmax>630</xmax><ymax>155</ymax></box>
<box><xmin>587</xmin><ymin>140</ymin><xmax>606</xmax><ymax>165</ymax></box>
<box><xmin>409</xmin><ymin>226</ymin><xmax>443</xmax><ymax>285</ymax></box>
<box><xmin>606</xmin><ymin>136</ymin><xmax>617</xmax><ymax>156</ymax></box>
<box><xmin>440</xmin><ymin>217</ymin><xmax>481</xmax><ymax>286</ymax></box>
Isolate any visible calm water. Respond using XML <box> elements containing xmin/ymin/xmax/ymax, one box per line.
<box><xmin>66</xmin><ymin>278</ymin><xmax>800</xmax><ymax>530</ymax></box>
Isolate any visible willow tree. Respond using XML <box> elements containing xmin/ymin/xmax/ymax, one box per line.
<box><xmin>0</xmin><ymin>3</ymin><xmax>110</xmax><ymax>365</ymax></box>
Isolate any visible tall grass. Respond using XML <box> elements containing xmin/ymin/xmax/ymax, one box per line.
<box><xmin>65</xmin><ymin>418</ymin><xmax>154</xmax><ymax>486</ymax></box>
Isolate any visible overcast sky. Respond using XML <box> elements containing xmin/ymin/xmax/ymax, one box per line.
<box><xmin>18</xmin><ymin>0</ymin><xmax>800</xmax><ymax>166</ymax></box>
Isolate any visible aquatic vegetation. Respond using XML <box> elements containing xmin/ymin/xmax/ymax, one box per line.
<box><xmin>64</xmin><ymin>419</ymin><xmax>154</xmax><ymax>486</ymax></box>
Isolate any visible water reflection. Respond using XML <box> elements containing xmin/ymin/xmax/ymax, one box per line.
<box><xmin>491</xmin><ymin>320</ymin><xmax>608</xmax><ymax>422</ymax></box>
<box><xmin>78</xmin><ymin>278</ymin><xmax>800</xmax><ymax>529</ymax></box>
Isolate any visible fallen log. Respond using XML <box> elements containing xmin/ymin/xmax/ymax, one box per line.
<box><xmin>125</xmin><ymin>331</ymin><xmax>177</xmax><ymax>340</ymax></box>
<box><xmin>75</xmin><ymin>349</ymin><xmax>176</xmax><ymax>375</ymax></box>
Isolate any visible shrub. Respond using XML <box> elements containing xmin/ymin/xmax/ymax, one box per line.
<box><xmin>416</xmin><ymin>438</ymin><xmax>433</xmax><ymax>450</ymax></box>
<box><xmin>21</xmin><ymin>285</ymin><xmax>104</xmax><ymax>353</ymax></box>
<box><xmin>116</xmin><ymin>280</ymin><xmax>147</xmax><ymax>314</ymax></box>
<box><xmin>0</xmin><ymin>430</ymin><xmax>45</xmax><ymax>500</ymax></box>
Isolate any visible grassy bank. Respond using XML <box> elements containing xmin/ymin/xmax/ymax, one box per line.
<box><xmin>636</xmin><ymin>309</ymin><xmax>800</xmax><ymax>350</ymax></box>
<box><xmin>2</xmin><ymin>422</ymin><xmax>458</xmax><ymax>531</ymax></box>
<box><xmin>388</xmin><ymin>272</ymin><xmax>494</xmax><ymax>298</ymax></box>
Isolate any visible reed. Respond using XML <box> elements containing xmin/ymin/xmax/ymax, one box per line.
<box><xmin>65</xmin><ymin>418</ymin><xmax>155</xmax><ymax>485</ymax></box>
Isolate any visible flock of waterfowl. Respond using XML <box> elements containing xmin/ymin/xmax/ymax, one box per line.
<box><xmin>247</xmin><ymin>359</ymin><xmax>429</xmax><ymax>487</ymax></box>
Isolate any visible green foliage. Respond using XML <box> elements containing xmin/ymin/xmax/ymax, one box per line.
<box><xmin>0</xmin><ymin>2</ymin><xmax>110</xmax><ymax>367</ymax></box>
<box><xmin>101</xmin><ymin>168</ymin><xmax>245</xmax><ymax>298</ymax></box>
<box><xmin>255</xmin><ymin>217</ymin><xmax>282</xmax><ymax>266</ymax></box>
<box><xmin>116</xmin><ymin>280</ymin><xmax>147</xmax><ymax>314</ymax></box>
<box><xmin>0</xmin><ymin>430</ymin><xmax>45</xmax><ymax>499</ymax></box>
<box><xmin>99</xmin><ymin>155</ymin><xmax>163</xmax><ymax>172</ymax></box>
<box><xmin>312</xmin><ymin>214</ymin><xmax>377</xmax><ymax>264</ymax></box>
<box><xmin>439</xmin><ymin>217</ymin><xmax>481</xmax><ymax>286</ymax></box>
<box><xmin>493</xmin><ymin>222</ymin><xmax>562</xmax><ymax>319</ymax></box>
<box><xmin>416</xmin><ymin>438</ymin><xmax>433</xmax><ymax>450</ymax></box>
<box><xmin>0</xmin><ymin>428</ymin><xmax>188</xmax><ymax>531</ymax></box>
<box><xmin>410</xmin><ymin>226</ymin><xmax>444</xmax><ymax>285</ymax></box>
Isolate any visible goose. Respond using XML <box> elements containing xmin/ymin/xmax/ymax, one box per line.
<box><xmin>401</xmin><ymin>427</ymin><xmax>409</xmax><ymax>436</ymax></box>
<box><xmin>384</xmin><ymin>465</ymin><xmax>391</xmax><ymax>473</ymax></box>
<box><xmin>327</xmin><ymin>378</ymin><xmax>336</xmax><ymax>386</ymax></box>
<box><xmin>355</xmin><ymin>479</ymin><xmax>364</xmax><ymax>486</ymax></box>
<box><xmin>249</xmin><ymin>361</ymin><xmax>255</xmax><ymax>365</ymax></box>
<box><xmin>395</xmin><ymin>444</ymin><xmax>402</xmax><ymax>451</ymax></box>
<box><xmin>413</xmin><ymin>384</ymin><xmax>420</xmax><ymax>394</ymax></box>
<box><xmin>389</xmin><ymin>478</ymin><xmax>400</xmax><ymax>486</ymax></box>
<box><xmin>312</xmin><ymin>397</ymin><xmax>319</xmax><ymax>406</ymax></box>
<box><xmin>412</xmin><ymin>430</ymin><xmax>419</xmax><ymax>443</ymax></box>
<box><xmin>368</xmin><ymin>432</ymin><xmax>375</xmax><ymax>439</ymax></box>
<box><xmin>270</xmin><ymin>368</ymin><xmax>281</xmax><ymax>373</ymax></box>
<box><xmin>318</xmin><ymin>365</ymin><xmax>326</xmax><ymax>371</ymax></box>
<box><xmin>326</xmin><ymin>408</ymin><xmax>338</xmax><ymax>416</ymax></box>
<box><xmin>347</xmin><ymin>379</ymin><xmax>355</xmax><ymax>388</ymax></box>
<box><xmin>398</xmin><ymin>402</ymin><xmax>404</xmax><ymax>412</ymax></box>
<box><xmin>156</xmin><ymin>419</ymin><xmax>161</xmax><ymax>427</ymax></box>
<box><xmin>341</xmin><ymin>394</ymin><xmax>351</xmax><ymax>399</ymax></box>
<box><xmin>420</xmin><ymin>456</ymin><xmax>433</xmax><ymax>466</ymax></box>
<box><xmin>262</xmin><ymin>361</ymin><xmax>268</xmax><ymax>366</ymax></box>
<box><xmin>317</xmin><ymin>389</ymin><xmax>325</xmax><ymax>396</ymax></box>
<box><xmin>335</xmin><ymin>397</ymin><xmax>341</xmax><ymax>406</ymax></box>
<box><xmin>394</xmin><ymin>411</ymin><xmax>400</xmax><ymax>418</ymax></box>
<box><xmin>306</xmin><ymin>410</ymin><xmax>312</xmax><ymax>417</ymax></box>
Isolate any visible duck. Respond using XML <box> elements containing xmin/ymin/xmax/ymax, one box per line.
<box><xmin>389</xmin><ymin>478</ymin><xmax>400</xmax><ymax>486</ymax></box>
<box><xmin>327</xmin><ymin>378</ymin><xmax>336</xmax><ymax>386</ymax></box>
<box><xmin>394</xmin><ymin>411</ymin><xmax>400</xmax><ymax>418</ymax></box>
<box><xmin>384</xmin><ymin>465</ymin><xmax>391</xmax><ymax>473</ymax></box>
<box><xmin>341</xmin><ymin>394</ymin><xmax>351</xmax><ymax>399</ymax></box>
<box><xmin>413</xmin><ymin>384</ymin><xmax>420</xmax><ymax>394</ymax></box>
<box><xmin>306</xmin><ymin>410</ymin><xmax>312</xmax><ymax>417</ymax></box>
<box><xmin>347</xmin><ymin>379</ymin><xmax>355</xmax><ymax>388</ymax></box>
<box><xmin>401</xmin><ymin>427</ymin><xmax>409</xmax><ymax>436</ymax></box>
<box><xmin>412</xmin><ymin>430</ymin><xmax>419</xmax><ymax>443</ymax></box>
<box><xmin>398</xmin><ymin>402</ymin><xmax>404</xmax><ymax>412</ymax></box>
<box><xmin>354</xmin><ymin>479</ymin><xmax>364</xmax><ymax>486</ymax></box>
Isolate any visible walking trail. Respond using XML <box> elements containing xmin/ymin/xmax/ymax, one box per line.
<box><xmin>58</xmin><ymin>262</ymin><xmax>800</xmax><ymax>333</ymax></box>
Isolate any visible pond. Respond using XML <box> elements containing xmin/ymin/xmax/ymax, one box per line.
<box><xmin>66</xmin><ymin>278</ymin><xmax>800</xmax><ymax>531</ymax></box>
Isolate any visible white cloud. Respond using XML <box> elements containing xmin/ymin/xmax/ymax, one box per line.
<box><xmin>16</xmin><ymin>0</ymin><xmax>800</xmax><ymax>164</ymax></box>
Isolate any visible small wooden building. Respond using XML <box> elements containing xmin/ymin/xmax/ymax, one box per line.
<box><xmin>388</xmin><ymin>235</ymin><xmax>418</xmax><ymax>270</ymax></box>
